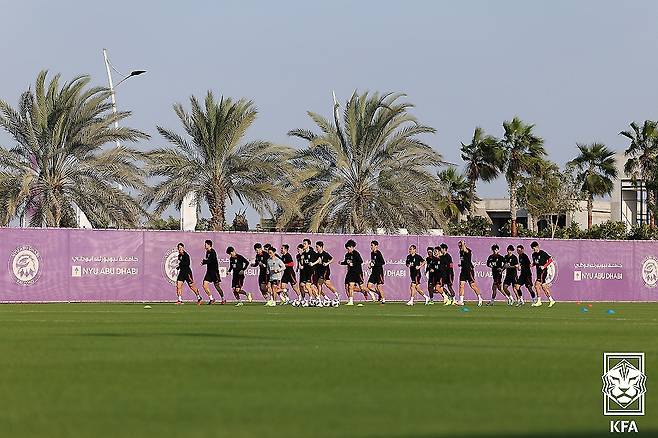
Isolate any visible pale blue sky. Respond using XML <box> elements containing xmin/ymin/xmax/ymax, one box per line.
<box><xmin>1</xmin><ymin>0</ymin><xmax>657</xmax><ymax>225</ymax></box>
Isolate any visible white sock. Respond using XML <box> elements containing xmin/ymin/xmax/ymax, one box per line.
<box><xmin>209</xmin><ymin>295</ymin><xmax>213</xmax><ymax>300</ymax></box>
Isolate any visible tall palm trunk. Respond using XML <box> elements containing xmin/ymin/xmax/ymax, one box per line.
<box><xmin>648</xmin><ymin>189</ymin><xmax>656</xmax><ymax>228</ymax></box>
<box><xmin>587</xmin><ymin>194</ymin><xmax>593</xmax><ymax>230</ymax></box>
<box><xmin>508</xmin><ymin>180</ymin><xmax>518</xmax><ymax>237</ymax></box>
<box><xmin>468</xmin><ymin>177</ymin><xmax>477</xmax><ymax>218</ymax></box>
<box><xmin>208</xmin><ymin>190</ymin><xmax>226</xmax><ymax>231</ymax></box>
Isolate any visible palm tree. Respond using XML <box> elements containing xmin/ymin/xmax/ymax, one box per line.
<box><xmin>460</xmin><ymin>127</ymin><xmax>502</xmax><ymax>217</ymax></box>
<box><xmin>288</xmin><ymin>91</ymin><xmax>446</xmax><ymax>233</ymax></box>
<box><xmin>437</xmin><ymin>167</ymin><xmax>472</xmax><ymax>221</ymax></box>
<box><xmin>567</xmin><ymin>143</ymin><xmax>617</xmax><ymax>229</ymax></box>
<box><xmin>620</xmin><ymin>121</ymin><xmax>658</xmax><ymax>227</ymax></box>
<box><xmin>144</xmin><ymin>92</ymin><xmax>293</xmax><ymax>231</ymax></box>
<box><xmin>500</xmin><ymin>117</ymin><xmax>546</xmax><ymax>236</ymax></box>
<box><xmin>0</xmin><ymin>71</ymin><xmax>148</xmax><ymax>228</ymax></box>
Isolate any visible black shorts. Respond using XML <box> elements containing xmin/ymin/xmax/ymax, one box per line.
<box><xmin>439</xmin><ymin>271</ymin><xmax>454</xmax><ymax>287</ymax></box>
<box><xmin>516</xmin><ymin>272</ymin><xmax>532</xmax><ymax>288</ymax></box>
<box><xmin>281</xmin><ymin>270</ymin><xmax>297</xmax><ymax>285</ymax></box>
<box><xmin>503</xmin><ymin>271</ymin><xmax>518</xmax><ymax>286</ymax></box>
<box><xmin>316</xmin><ymin>269</ymin><xmax>330</xmax><ymax>283</ymax></box>
<box><xmin>299</xmin><ymin>269</ymin><xmax>312</xmax><ymax>284</ymax></box>
<box><xmin>536</xmin><ymin>268</ymin><xmax>548</xmax><ymax>284</ymax></box>
<box><xmin>492</xmin><ymin>271</ymin><xmax>503</xmax><ymax>286</ymax></box>
<box><xmin>368</xmin><ymin>268</ymin><xmax>384</xmax><ymax>285</ymax></box>
<box><xmin>203</xmin><ymin>270</ymin><xmax>221</xmax><ymax>283</ymax></box>
<box><xmin>232</xmin><ymin>275</ymin><xmax>245</xmax><ymax>289</ymax></box>
<box><xmin>345</xmin><ymin>271</ymin><xmax>364</xmax><ymax>285</ymax></box>
<box><xmin>459</xmin><ymin>268</ymin><xmax>475</xmax><ymax>283</ymax></box>
<box><xmin>258</xmin><ymin>272</ymin><xmax>268</xmax><ymax>285</ymax></box>
<box><xmin>427</xmin><ymin>272</ymin><xmax>437</xmax><ymax>288</ymax></box>
<box><xmin>177</xmin><ymin>269</ymin><xmax>194</xmax><ymax>284</ymax></box>
<box><xmin>410</xmin><ymin>271</ymin><xmax>421</xmax><ymax>285</ymax></box>
<box><xmin>269</xmin><ymin>279</ymin><xmax>281</xmax><ymax>286</ymax></box>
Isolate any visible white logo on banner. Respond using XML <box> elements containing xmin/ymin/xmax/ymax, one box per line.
<box><xmin>545</xmin><ymin>260</ymin><xmax>557</xmax><ymax>285</ymax></box>
<box><xmin>641</xmin><ymin>257</ymin><xmax>658</xmax><ymax>288</ymax></box>
<box><xmin>10</xmin><ymin>245</ymin><xmax>41</xmax><ymax>285</ymax></box>
<box><xmin>602</xmin><ymin>353</ymin><xmax>646</xmax><ymax>416</ymax></box>
<box><xmin>163</xmin><ymin>249</ymin><xmax>179</xmax><ymax>284</ymax></box>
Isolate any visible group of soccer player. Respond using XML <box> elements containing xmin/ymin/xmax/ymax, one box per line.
<box><xmin>173</xmin><ymin>238</ymin><xmax>556</xmax><ymax>308</ymax></box>
<box><xmin>412</xmin><ymin>240</ymin><xmax>556</xmax><ymax>307</ymax></box>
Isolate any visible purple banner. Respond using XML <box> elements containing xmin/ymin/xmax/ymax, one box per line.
<box><xmin>1</xmin><ymin>228</ymin><xmax>657</xmax><ymax>302</ymax></box>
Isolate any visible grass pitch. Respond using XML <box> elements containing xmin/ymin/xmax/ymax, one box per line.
<box><xmin>0</xmin><ymin>302</ymin><xmax>656</xmax><ymax>438</ymax></box>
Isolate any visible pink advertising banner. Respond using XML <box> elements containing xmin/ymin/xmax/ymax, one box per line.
<box><xmin>1</xmin><ymin>228</ymin><xmax>657</xmax><ymax>302</ymax></box>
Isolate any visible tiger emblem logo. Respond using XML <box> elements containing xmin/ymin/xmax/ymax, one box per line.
<box><xmin>602</xmin><ymin>354</ymin><xmax>647</xmax><ymax>415</ymax></box>
<box><xmin>10</xmin><ymin>245</ymin><xmax>41</xmax><ymax>286</ymax></box>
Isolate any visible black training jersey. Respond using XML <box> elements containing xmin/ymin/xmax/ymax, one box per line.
<box><xmin>282</xmin><ymin>252</ymin><xmax>295</xmax><ymax>276</ymax></box>
<box><xmin>341</xmin><ymin>250</ymin><xmax>364</xmax><ymax>274</ymax></box>
<box><xmin>532</xmin><ymin>250</ymin><xmax>551</xmax><ymax>268</ymax></box>
<box><xmin>486</xmin><ymin>254</ymin><xmax>505</xmax><ymax>273</ymax></box>
<box><xmin>295</xmin><ymin>253</ymin><xmax>302</xmax><ymax>271</ymax></box>
<box><xmin>315</xmin><ymin>251</ymin><xmax>333</xmax><ymax>276</ymax></box>
<box><xmin>302</xmin><ymin>249</ymin><xmax>316</xmax><ymax>271</ymax></box>
<box><xmin>202</xmin><ymin>248</ymin><xmax>219</xmax><ymax>273</ymax></box>
<box><xmin>254</xmin><ymin>251</ymin><xmax>269</xmax><ymax>275</ymax></box>
<box><xmin>427</xmin><ymin>255</ymin><xmax>441</xmax><ymax>274</ymax></box>
<box><xmin>503</xmin><ymin>253</ymin><xmax>518</xmax><ymax>276</ymax></box>
<box><xmin>518</xmin><ymin>253</ymin><xmax>532</xmax><ymax>275</ymax></box>
<box><xmin>229</xmin><ymin>254</ymin><xmax>249</xmax><ymax>275</ymax></box>
<box><xmin>178</xmin><ymin>252</ymin><xmax>191</xmax><ymax>272</ymax></box>
<box><xmin>439</xmin><ymin>253</ymin><xmax>454</xmax><ymax>272</ymax></box>
<box><xmin>370</xmin><ymin>250</ymin><xmax>385</xmax><ymax>269</ymax></box>
<box><xmin>459</xmin><ymin>248</ymin><xmax>474</xmax><ymax>270</ymax></box>
<box><xmin>406</xmin><ymin>254</ymin><xmax>424</xmax><ymax>276</ymax></box>
<box><xmin>425</xmin><ymin>255</ymin><xmax>434</xmax><ymax>273</ymax></box>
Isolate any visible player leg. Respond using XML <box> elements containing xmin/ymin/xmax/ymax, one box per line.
<box><xmin>324</xmin><ymin>279</ymin><xmax>340</xmax><ymax>301</ymax></box>
<box><xmin>187</xmin><ymin>277</ymin><xmax>203</xmax><ymax>304</ymax></box>
<box><xmin>175</xmin><ymin>280</ymin><xmax>184</xmax><ymax>304</ymax></box>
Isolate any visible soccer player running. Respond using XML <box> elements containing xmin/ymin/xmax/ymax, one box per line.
<box><xmin>295</xmin><ymin>244</ymin><xmax>309</xmax><ymax>305</ymax></box>
<box><xmin>427</xmin><ymin>247</ymin><xmax>444</xmax><ymax>305</ymax></box>
<box><xmin>340</xmin><ymin>239</ymin><xmax>365</xmax><ymax>306</ymax></box>
<box><xmin>514</xmin><ymin>245</ymin><xmax>535</xmax><ymax>306</ymax></box>
<box><xmin>300</xmin><ymin>238</ymin><xmax>320</xmax><ymax>304</ymax></box>
<box><xmin>457</xmin><ymin>240</ymin><xmax>483</xmax><ymax>307</ymax></box>
<box><xmin>265</xmin><ymin>246</ymin><xmax>286</xmax><ymax>306</ymax></box>
<box><xmin>251</xmin><ymin>243</ymin><xmax>270</xmax><ymax>301</ymax></box>
<box><xmin>311</xmin><ymin>241</ymin><xmax>340</xmax><ymax>305</ymax></box>
<box><xmin>502</xmin><ymin>245</ymin><xmax>519</xmax><ymax>305</ymax></box>
<box><xmin>226</xmin><ymin>246</ymin><xmax>252</xmax><ymax>306</ymax></box>
<box><xmin>174</xmin><ymin>243</ymin><xmax>203</xmax><ymax>305</ymax></box>
<box><xmin>486</xmin><ymin>244</ymin><xmax>508</xmax><ymax>306</ymax></box>
<box><xmin>280</xmin><ymin>244</ymin><xmax>301</xmax><ymax>302</ymax></box>
<box><xmin>438</xmin><ymin>243</ymin><xmax>456</xmax><ymax>306</ymax></box>
<box><xmin>367</xmin><ymin>240</ymin><xmax>386</xmax><ymax>304</ymax></box>
<box><xmin>200</xmin><ymin>239</ymin><xmax>225</xmax><ymax>305</ymax></box>
<box><xmin>405</xmin><ymin>245</ymin><xmax>429</xmax><ymax>306</ymax></box>
<box><xmin>530</xmin><ymin>241</ymin><xmax>557</xmax><ymax>308</ymax></box>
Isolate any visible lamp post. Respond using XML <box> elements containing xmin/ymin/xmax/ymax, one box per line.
<box><xmin>102</xmin><ymin>48</ymin><xmax>146</xmax><ymax>147</ymax></box>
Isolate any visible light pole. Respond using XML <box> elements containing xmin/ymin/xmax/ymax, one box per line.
<box><xmin>102</xmin><ymin>48</ymin><xmax>146</xmax><ymax>147</ymax></box>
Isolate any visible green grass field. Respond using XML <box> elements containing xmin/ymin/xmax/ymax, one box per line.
<box><xmin>0</xmin><ymin>302</ymin><xmax>656</xmax><ymax>438</ymax></box>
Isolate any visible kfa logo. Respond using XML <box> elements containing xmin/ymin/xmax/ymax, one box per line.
<box><xmin>602</xmin><ymin>353</ymin><xmax>646</xmax><ymax>416</ymax></box>
<box><xmin>641</xmin><ymin>256</ymin><xmax>658</xmax><ymax>288</ymax></box>
<box><xmin>545</xmin><ymin>260</ymin><xmax>557</xmax><ymax>285</ymax></box>
<box><xmin>9</xmin><ymin>245</ymin><xmax>41</xmax><ymax>286</ymax></box>
<box><xmin>163</xmin><ymin>249</ymin><xmax>179</xmax><ymax>285</ymax></box>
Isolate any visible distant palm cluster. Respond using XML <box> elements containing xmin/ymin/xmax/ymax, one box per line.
<box><xmin>0</xmin><ymin>71</ymin><xmax>655</xmax><ymax>236</ymax></box>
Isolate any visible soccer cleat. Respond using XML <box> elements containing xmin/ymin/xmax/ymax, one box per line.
<box><xmin>406</xmin><ymin>300</ymin><xmax>414</xmax><ymax>306</ymax></box>
<box><xmin>208</xmin><ymin>299</ymin><xmax>216</xmax><ymax>305</ymax></box>
<box><xmin>247</xmin><ymin>292</ymin><xmax>253</xmax><ymax>303</ymax></box>
<box><xmin>477</xmin><ymin>298</ymin><xmax>483</xmax><ymax>307</ymax></box>
<box><xmin>548</xmin><ymin>300</ymin><xmax>556</xmax><ymax>308</ymax></box>
<box><xmin>196</xmin><ymin>297</ymin><xmax>203</xmax><ymax>305</ymax></box>
<box><xmin>443</xmin><ymin>296</ymin><xmax>449</xmax><ymax>305</ymax></box>
<box><xmin>427</xmin><ymin>300</ymin><xmax>434</xmax><ymax>305</ymax></box>
<box><xmin>235</xmin><ymin>302</ymin><xmax>244</xmax><ymax>307</ymax></box>
<box><xmin>531</xmin><ymin>301</ymin><xmax>543</xmax><ymax>307</ymax></box>
<box><xmin>220</xmin><ymin>300</ymin><xmax>226</xmax><ymax>305</ymax></box>
<box><xmin>175</xmin><ymin>300</ymin><xmax>183</xmax><ymax>305</ymax></box>
<box><xmin>486</xmin><ymin>301</ymin><xmax>494</xmax><ymax>306</ymax></box>
<box><xmin>424</xmin><ymin>296</ymin><xmax>430</xmax><ymax>305</ymax></box>
<box><xmin>444</xmin><ymin>298</ymin><xmax>452</xmax><ymax>306</ymax></box>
